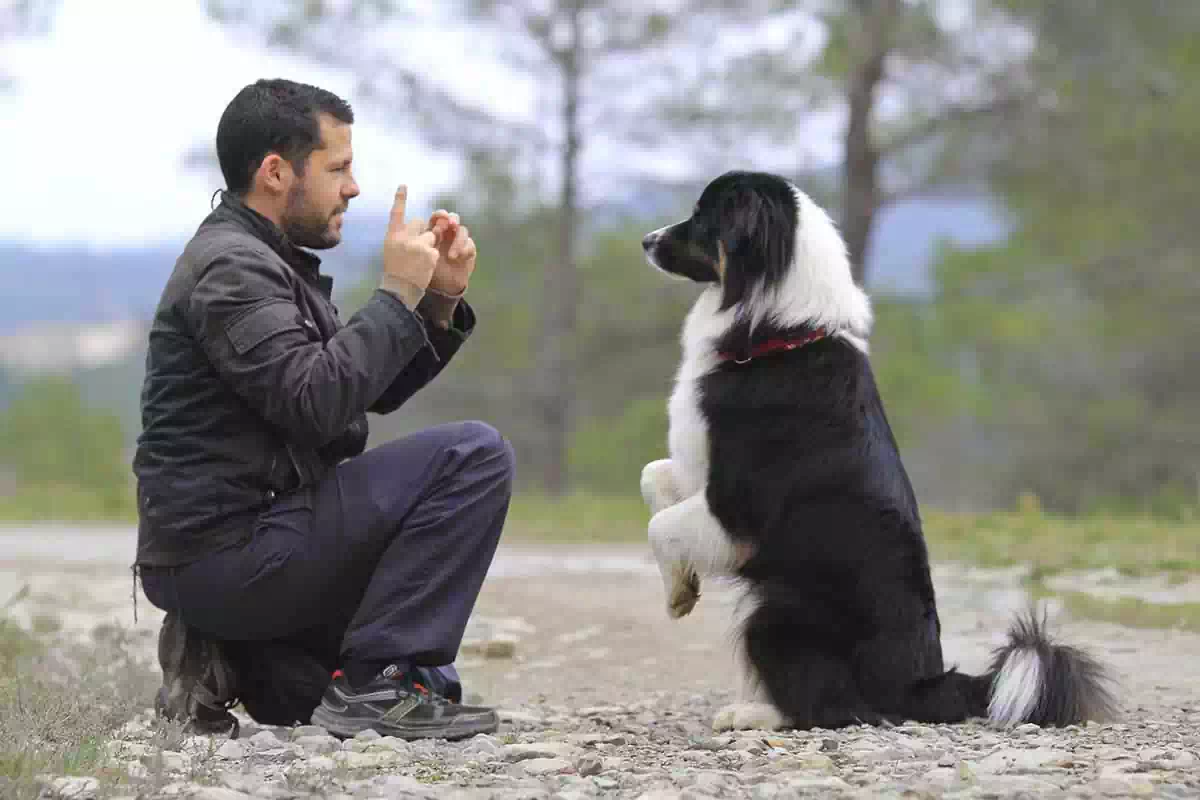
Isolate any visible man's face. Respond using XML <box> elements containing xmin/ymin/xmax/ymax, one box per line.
<box><xmin>281</xmin><ymin>113</ymin><xmax>360</xmax><ymax>249</ymax></box>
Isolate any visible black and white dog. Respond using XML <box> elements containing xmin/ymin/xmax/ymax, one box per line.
<box><xmin>639</xmin><ymin>170</ymin><xmax>1118</xmax><ymax>731</ymax></box>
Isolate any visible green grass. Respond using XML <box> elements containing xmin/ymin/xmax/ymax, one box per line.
<box><xmin>505</xmin><ymin>491</ymin><xmax>1199</xmax><ymax>574</ymax></box>
<box><xmin>920</xmin><ymin>507</ymin><xmax>1200</xmax><ymax>576</ymax></box>
<box><xmin>0</xmin><ymin>485</ymin><xmax>136</xmax><ymax>524</ymax></box>
<box><xmin>504</xmin><ymin>490</ymin><xmax>648</xmax><ymax>544</ymax></box>
<box><xmin>1029</xmin><ymin>587</ymin><xmax>1200</xmax><ymax>633</ymax></box>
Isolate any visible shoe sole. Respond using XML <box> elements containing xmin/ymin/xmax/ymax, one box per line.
<box><xmin>310</xmin><ymin>704</ymin><xmax>499</xmax><ymax>741</ymax></box>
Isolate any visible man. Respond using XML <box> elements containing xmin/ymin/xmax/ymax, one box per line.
<box><xmin>133</xmin><ymin>78</ymin><xmax>514</xmax><ymax>741</ymax></box>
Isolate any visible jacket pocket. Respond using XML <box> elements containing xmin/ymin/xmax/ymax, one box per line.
<box><xmin>224</xmin><ymin>298</ymin><xmax>305</xmax><ymax>355</ymax></box>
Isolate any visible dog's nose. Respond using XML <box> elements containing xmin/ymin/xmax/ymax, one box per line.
<box><xmin>641</xmin><ymin>233</ymin><xmax>657</xmax><ymax>251</ymax></box>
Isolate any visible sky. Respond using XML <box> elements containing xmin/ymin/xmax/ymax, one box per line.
<box><xmin>0</xmin><ymin>0</ymin><xmax>484</xmax><ymax>248</ymax></box>
<box><xmin>0</xmin><ymin>1</ymin><xmax>850</xmax><ymax>250</ymax></box>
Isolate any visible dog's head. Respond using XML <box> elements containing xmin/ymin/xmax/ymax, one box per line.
<box><xmin>641</xmin><ymin>170</ymin><xmax>871</xmax><ymax>340</ymax></box>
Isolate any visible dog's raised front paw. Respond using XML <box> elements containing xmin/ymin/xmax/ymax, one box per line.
<box><xmin>667</xmin><ymin>567</ymin><xmax>700</xmax><ymax>619</ymax></box>
<box><xmin>712</xmin><ymin>702</ymin><xmax>788</xmax><ymax>732</ymax></box>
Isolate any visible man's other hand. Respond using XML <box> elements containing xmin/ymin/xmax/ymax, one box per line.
<box><xmin>428</xmin><ymin>209</ymin><xmax>476</xmax><ymax>296</ymax></box>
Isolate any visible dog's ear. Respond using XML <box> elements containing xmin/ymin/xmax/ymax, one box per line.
<box><xmin>717</xmin><ymin>188</ymin><xmax>796</xmax><ymax>311</ymax></box>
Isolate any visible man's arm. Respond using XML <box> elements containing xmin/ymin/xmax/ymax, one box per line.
<box><xmin>368</xmin><ymin>288</ymin><xmax>476</xmax><ymax>415</ymax></box>
<box><xmin>189</xmin><ymin>247</ymin><xmax>429</xmax><ymax>444</ymax></box>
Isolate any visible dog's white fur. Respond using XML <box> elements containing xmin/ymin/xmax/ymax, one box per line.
<box><xmin>641</xmin><ymin>181</ymin><xmax>873</xmax><ymax>730</ymax></box>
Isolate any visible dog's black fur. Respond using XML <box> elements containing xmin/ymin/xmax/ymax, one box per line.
<box><xmin>642</xmin><ymin>170</ymin><xmax>1118</xmax><ymax>730</ymax></box>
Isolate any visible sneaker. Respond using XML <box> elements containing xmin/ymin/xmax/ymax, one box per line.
<box><xmin>311</xmin><ymin>664</ymin><xmax>499</xmax><ymax>740</ymax></box>
<box><xmin>154</xmin><ymin>611</ymin><xmax>240</xmax><ymax>738</ymax></box>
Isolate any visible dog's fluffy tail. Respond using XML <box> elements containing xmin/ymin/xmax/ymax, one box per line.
<box><xmin>983</xmin><ymin>609</ymin><xmax>1118</xmax><ymax>727</ymax></box>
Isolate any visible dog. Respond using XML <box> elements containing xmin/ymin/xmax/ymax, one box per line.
<box><xmin>639</xmin><ymin>170</ymin><xmax>1118</xmax><ymax>732</ymax></box>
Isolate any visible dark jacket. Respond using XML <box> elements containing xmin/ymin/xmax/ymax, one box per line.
<box><xmin>132</xmin><ymin>193</ymin><xmax>474</xmax><ymax>567</ymax></box>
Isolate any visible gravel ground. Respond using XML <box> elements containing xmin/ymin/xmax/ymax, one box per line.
<box><xmin>3</xmin><ymin>528</ymin><xmax>1199</xmax><ymax>799</ymax></box>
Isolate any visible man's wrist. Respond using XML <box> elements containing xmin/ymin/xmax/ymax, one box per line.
<box><xmin>378</xmin><ymin>273</ymin><xmax>425</xmax><ymax>311</ymax></box>
<box><xmin>420</xmin><ymin>285</ymin><xmax>465</xmax><ymax>330</ymax></box>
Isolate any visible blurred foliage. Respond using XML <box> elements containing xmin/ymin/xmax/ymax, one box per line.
<box><xmin>0</xmin><ymin>377</ymin><xmax>134</xmax><ymax>518</ymax></box>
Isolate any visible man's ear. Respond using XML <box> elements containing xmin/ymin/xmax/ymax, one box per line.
<box><xmin>255</xmin><ymin>153</ymin><xmax>294</xmax><ymax>196</ymax></box>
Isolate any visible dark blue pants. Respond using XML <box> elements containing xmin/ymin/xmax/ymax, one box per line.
<box><xmin>141</xmin><ymin>421</ymin><xmax>514</xmax><ymax>723</ymax></box>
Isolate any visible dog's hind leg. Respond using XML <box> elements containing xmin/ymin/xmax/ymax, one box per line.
<box><xmin>735</xmin><ymin>610</ymin><xmax>889</xmax><ymax>731</ymax></box>
<box><xmin>647</xmin><ymin>492</ymin><xmax>740</xmax><ymax>619</ymax></box>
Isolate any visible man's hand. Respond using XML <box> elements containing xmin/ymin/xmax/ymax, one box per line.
<box><xmin>427</xmin><ymin>209</ymin><xmax>477</xmax><ymax>296</ymax></box>
<box><xmin>382</xmin><ymin>185</ymin><xmax>440</xmax><ymax>292</ymax></box>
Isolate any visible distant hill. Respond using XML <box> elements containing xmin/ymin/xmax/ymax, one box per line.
<box><xmin>0</xmin><ymin>191</ymin><xmax>1008</xmax><ymax>335</ymax></box>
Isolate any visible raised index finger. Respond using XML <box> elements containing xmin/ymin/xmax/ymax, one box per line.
<box><xmin>388</xmin><ymin>184</ymin><xmax>408</xmax><ymax>233</ymax></box>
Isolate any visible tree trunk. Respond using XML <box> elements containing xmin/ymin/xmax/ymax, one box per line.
<box><xmin>534</xmin><ymin>1</ymin><xmax>582</xmax><ymax>496</ymax></box>
<box><xmin>841</xmin><ymin>0</ymin><xmax>897</xmax><ymax>286</ymax></box>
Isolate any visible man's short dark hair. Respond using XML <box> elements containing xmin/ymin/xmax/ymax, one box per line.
<box><xmin>216</xmin><ymin>78</ymin><xmax>354</xmax><ymax>195</ymax></box>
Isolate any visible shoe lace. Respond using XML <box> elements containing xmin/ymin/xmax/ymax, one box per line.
<box><xmin>408</xmin><ymin>679</ymin><xmax>452</xmax><ymax>706</ymax></box>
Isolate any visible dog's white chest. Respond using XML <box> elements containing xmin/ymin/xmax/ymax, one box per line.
<box><xmin>666</xmin><ymin>289</ymin><xmax>726</xmax><ymax>499</ymax></box>
<box><xmin>667</xmin><ymin>376</ymin><xmax>707</xmax><ymax>499</ymax></box>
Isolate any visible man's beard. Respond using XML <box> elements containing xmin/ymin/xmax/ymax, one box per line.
<box><xmin>282</xmin><ymin>183</ymin><xmax>343</xmax><ymax>250</ymax></box>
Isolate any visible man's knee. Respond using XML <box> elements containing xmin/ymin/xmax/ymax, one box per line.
<box><xmin>445</xmin><ymin>420</ymin><xmax>515</xmax><ymax>486</ymax></box>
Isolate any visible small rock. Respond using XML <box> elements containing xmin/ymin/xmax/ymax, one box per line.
<box><xmin>819</xmin><ymin>738</ymin><xmax>839</xmax><ymax>752</ymax></box>
<box><xmin>354</xmin><ymin>728</ymin><xmax>382</xmax><ymax>741</ymax></box>
<box><xmin>578</xmin><ymin>705</ymin><xmax>628</xmax><ymax>716</ymax></box>
<box><xmin>293</xmin><ymin>734</ymin><xmax>340</xmax><ymax>755</ymax></box>
<box><xmin>216</xmin><ymin>739</ymin><xmax>247</xmax><ymax>760</ymax></box>
<box><xmin>374</xmin><ymin>775</ymin><xmax>430</xmax><ymax>793</ymax></box>
<box><xmin>296</xmin><ymin>755</ymin><xmax>336</xmax><ymax>772</ymax></box>
<box><xmin>190</xmin><ymin>789</ymin><xmax>256</xmax><ymax>800</ymax></box>
<box><xmin>576</xmin><ymin>754</ymin><xmax>603</xmax><ymax>776</ymax></box>
<box><xmin>289</xmin><ymin>725</ymin><xmax>327</xmax><ymax>739</ymax></box>
<box><xmin>335</xmin><ymin>750</ymin><xmax>401</xmax><ymax>769</ymax></box>
<box><xmin>1150</xmin><ymin>749</ymin><xmax>1198</xmax><ymax>769</ymax></box>
<box><xmin>365</xmin><ymin>735</ymin><xmax>411</xmax><ymax>753</ymax></box>
<box><xmin>1089</xmin><ymin>777</ymin><xmax>1155</xmax><ymax>796</ymax></box>
<box><xmin>257</xmin><ymin>747</ymin><xmax>301</xmax><ymax>763</ymax></box>
<box><xmin>975</xmin><ymin>775</ymin><xmax>1062</xmax><ymax>795</ymax></box>
<box><xmin>48</xmin><ymin>777</ymin><xmax>100</xmax><ymax>799</ymax></box>
<box><xmin>784</xmin><ymin>776</ymin><xmax>851</xmax><ymax>792</ymax></box>
<box><xmin>464</xmin><ymin>734</ymin><xmax>503</xmax><ymax>756</ymax></box>
<box><xmin>974</xmin><ymin>747</ymin><xmax>1074</xmax><ymax>774</ymax></box>
<box><xmin>921</xmin><ymin>767</ymin><xmax>961</xmax><ymax>789</ymax></box>
<box><xmin>522</xmin><ymin>757</ymin><xmax>573</xmax><ymax>775</ymax></box>
<box><xmin>567</xmin><ymin>732</ymin><xmax>628</xmax><ymax>746</ymax></box>
<box><xmin>247</xmin><ymin>730</ymin><xmax>283</xmax><ymax>750</ymax></box>
<box><xmin>594</xmin><ymin>776</ymin><xmax>620</xmax><ymax>790</ymax></box>
<box><xmin>505</xmin><ymin>742</ymin><xmax>580</xmax><ymax>761</ymax></box>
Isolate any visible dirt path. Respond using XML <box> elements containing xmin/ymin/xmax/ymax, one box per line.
<box><xmin>3</xmin><ymin>526</ymin><xmax>1199</xmax><ymax>798</ymax></box>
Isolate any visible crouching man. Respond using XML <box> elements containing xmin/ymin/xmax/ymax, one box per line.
<box><xmin>132</xmin><ymin>78</ymin><xmax>514</xmax><ymax>740</ymax></box>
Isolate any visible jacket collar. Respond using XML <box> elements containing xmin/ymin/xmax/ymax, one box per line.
<box><xmin>208</xmin><ymin>190</ymin><xmax>334</xmax><ymax>296</ymax></box>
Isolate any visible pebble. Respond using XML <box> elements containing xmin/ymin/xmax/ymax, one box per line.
<box><xmin>521</xmin><ymin>756</ymin><xmax>574</xmax><ymax>775</ymax></box>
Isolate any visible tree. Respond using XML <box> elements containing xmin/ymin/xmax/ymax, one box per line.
<box><xmin>654</xmin><ymin>0</ymin><xmax>1037</xmax><ymax>285</ymax></box>
<box><xmin>339</xmin><ymin>150</ymin><xmax>698</xmax><ymax>495</ymax></box>
<box><xmin>207</xmin><ymin>0</ymin><xmax>690</xmax><ymax>495</ymax></box>
<box><xmin>926</xmin><ymin>0</ymin><xmax>1200</xmax><ymax>513</ymax></box>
